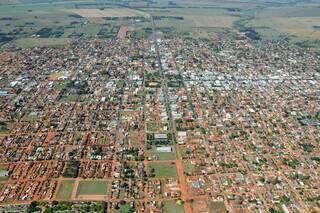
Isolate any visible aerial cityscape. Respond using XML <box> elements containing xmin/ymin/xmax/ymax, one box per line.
<box><xmin>0</xmin><ymin>0</ymin><xmax>319</xmax><ymax>212</ymax></box>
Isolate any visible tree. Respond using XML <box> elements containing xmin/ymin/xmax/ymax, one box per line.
<box><xmin>27</xmin><ymin>201</ymin><xmax>37</xmax><ymax>213</ymax></box>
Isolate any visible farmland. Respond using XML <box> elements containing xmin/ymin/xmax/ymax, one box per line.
<box><xmin>248</xmin><ymin>5</ymin><xmax>320</xmax><ymax>40</ymax></box>
<box><xmin>0</xmin><ymin>0</ymin><xmax>319</xmax><ymax>47</ymax></box>
<box><xmin>66</xmin><ymin>8</ymin><xmax>149</xmax><ymax>18</ymax></box>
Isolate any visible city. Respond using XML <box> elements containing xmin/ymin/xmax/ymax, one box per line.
<box><xmin>0</xmin><ymin>0</ymin><xmax>320</xmax><ymax>212</ymax></box>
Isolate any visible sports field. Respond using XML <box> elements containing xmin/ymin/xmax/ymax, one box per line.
<box><xmin>55</xmin><ymin>180</ymin><xmax>75</xmax><ymax>200</ymax></box>
<box><xmin>76</xmin><ymin>180</ymin><xmax>108</xmax><ymax>199</ymax></box>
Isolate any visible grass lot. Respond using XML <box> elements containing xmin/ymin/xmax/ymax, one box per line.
<box><xmin>207</xmin><ymin>201</ymin><xmax>227</xmax><ymax>213</ymax></box>
<box><xmin>0</xmin><ymin>176</ymin><xmax>9</xmax><ymax>181</ymax></box>
<box><xmin>59</xmin><ymin>94</ymin><xmax>79</xmax><ymax>102</ymax></box>
<box><xmin>118</xmin><ymin>203</ymin><xmax>132</xmax><ymax>213</ymax></box>
<box><xmin>147</xmin><ymin>146</ymin><xmax>177</xmax><ymax>160</ymax></box>
<box><xmin>179</xmin><ymin>147</ymin><xmax>191</xmax><ymax>159</ymax></box>
<box><xmin>146</xmin><ymin>122</ymin><xmax>168</xmax><ymax>132</ymax></box>
<box><xmin>163</xmin><ymin>200</ymin><xmax>185</xmax><ymax>213</ymax></box>
<box><xmin>76</xmin><ymin>180</ymin><xmax>108</xmax><ymax>197</ymax></box>
<box><xmin>0</xmin><ymin>164</ymin><xmax>8</xmax><ymax>170</ymax></box>
<box><xmin>128</xmin><ymin>130</ymin><xmax>144</xmax><ymax>147</ymax></box>
<box><xmin>183</xmin><ymin>162</ymin><xmax>195</xmax><ymax>175</ymax></box>
<box><xmin>21</xmin><ymin>112</ymin><xmax>38</xmax><ymax>122</ymax></box>
<box><xmin>56</xmin><ymin>180</ymin><xmax>75</xmax><ymax>200</ymax></box>
<box><xmin>49</xmin><ymin>71</ymin><xmax>69</xmax><ymax>81</ymax></box>
<box><xmin>0</xmin><ymin>122</ymin><xmax>14</xmax><ymax>133</ymax></box>
<box><xmin>147</xmin><ymin>162</ymin><xmax>178</xmax><ymax>178</ymax></box>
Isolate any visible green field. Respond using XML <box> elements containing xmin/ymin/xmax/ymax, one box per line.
<box><xmin>163</xmin><ymin>200</ymin><xmax>185</xmax><ymax>213</ymax></box>
<box><xmin>56</xmin><ymin>180</ymin><xmax>75</xmax><ymax>200</ymax></box>
<box><xmin>76</xmin><ymin>180</ymin><xmax>108</xmax><ymax>197</ymax></box>
<box><xmin>0</xmin><ymin>122</ymin><xmax>14</xmax><ymax>133</ymax></box>
<box><xmin>245</xmin><ymin>5</ymin><xmax>320</xmax><ymax>47</ymax></box>
<box><xmin>182</xmin><ymin>162</ymin><xmax>195</xmax><ymax>175</ymax></box>
<box><xmin>147</xmin><ymin>162</ymin><xmax>178</xmax><ymax>178</ymax></box>
<box><xmin>208</xmin><ymin>201</ymin><xmax>227</xmax><ymax>213</ymax></box>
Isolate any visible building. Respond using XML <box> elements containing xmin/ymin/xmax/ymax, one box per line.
<box><xmin>156</xmin><ymin>146</ymin><xmax>172</xmax><ymax>153</ymax></box>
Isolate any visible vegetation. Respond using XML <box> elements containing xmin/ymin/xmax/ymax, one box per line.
<box><xmin>163</xmin><ymin>200</ymin><xmax>185</xmax><ymax>213</ymax></box>
<box><xmin>147</xmin><ymin>162</ymin><xmax>178</xmax><ymax>178</ymax></box>
<box><xmin>56</xmin><ymin>180</ymin><xmax>75</xmax><ymax>200</ymax></box>
<box><xmin>76</xmin><ymin>180</ymin><xmax>108</xmax><ymax>197</ymax></box>
<box><xmin>63</xmin><ymin>161</ymin><xmax>80</xmax><ymax>178</ymax></box>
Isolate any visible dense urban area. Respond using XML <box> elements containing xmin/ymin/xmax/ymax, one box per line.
<box><xmin>0</xmin><ymin>0</ymin><xmax>320</xmax><ymax>212</ymax></box>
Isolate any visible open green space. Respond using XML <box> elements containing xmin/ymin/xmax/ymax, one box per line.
<box><xmin>182</xmin><ymin>162</ymin><xmax>195</xmax><ymax>175</ymax></box>
<box><xmin>147</xmin><ymin>162</ymin><xmax>178</xmax><ymax>178</ymax></box>
<box><xmin>0</xmin><ymin>164</ymin><xmax>8</xmax><ymax>170</ymax></box>
<box><xmin>163</xmin><ymin>200</ymin><xmax>185</xmax><ymax>213</ymax></box>
<box><xmin>55</xmin><ymin>180</ymin><xmax>75</xmax><ymax>200</ymax></box>
<box><xmin>76</xmin><ymin>180</ymin><xmax>108</xmax><ymax>196</ymax></box>
<box><xmin>0</xmin><ymin>177</ymin><xmax>9</xmax><ymax>181</ymax></box>
<box><xmin>207</xmin><ymin>201</ymin><xmax>227</xmax><ymax>213</ymax></box>
<box><xmin>59</xmin><ymin>94</ymin><xmax>79</xmax><ymax>102</ymax></box>
<box><xmin>117</xmin><ymin>202</ymin><xmax>135</xmax><ymax>213</ymax></box>
<box><xmin>0</xmin><ymin>122</ymin><xmax>14</xmax><ymax>133</ymax></box>
<box><xmin>146</xmin><ymin>122</ymin><xmax>168</xmax><ymax>132</ymax></box>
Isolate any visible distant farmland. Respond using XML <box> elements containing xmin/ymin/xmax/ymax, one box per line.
<box><xmin>67</xmin><ymin>8</ymin><xmax>150</xmax><ymax>18</ymax></box>
<box><xmin>248</xmin><ymin>5</ymin><xmax>320</xmax><ymax>40</ymax></box>
<box><xmin>185</xmin><ymin>15</ymin><xmax>236</xmax><ymax>28</ymax></box>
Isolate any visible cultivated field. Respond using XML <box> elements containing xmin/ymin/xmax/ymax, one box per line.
<box><xmin>248</xmin><ymin>5</ymin><xmax>320</xmax><ymax>40</ymax></box>
<box><xmin>66</xmin><ymin>8</ymin><xmax>150</xmax><ymax>18</ymax></box>
<box><xmin>185</xmin><ymin>15</ymin><xmax>236</xmax><ymax>28</ymax></box>
<box><xmin>249</xmin><ymin>17</ymin><xmax>320</xmax><ymax>39</ymax></box>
